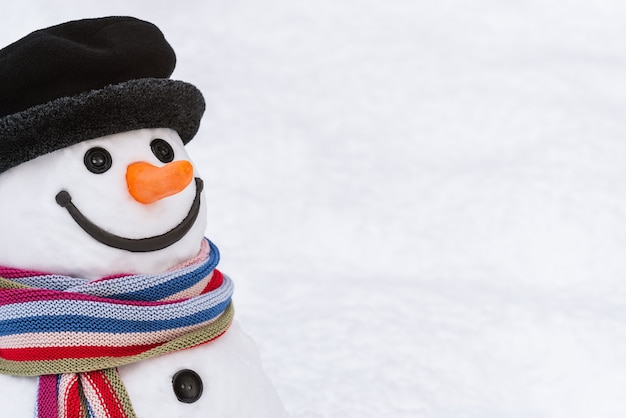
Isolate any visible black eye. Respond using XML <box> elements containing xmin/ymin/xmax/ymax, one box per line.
<box><xmin>84</xmin><ymin>147</ymin><xmax>112</xmax><ymax>174</ymax></box>
<box><xmin>150</xmin><ymin>138</ymin><xmax>175</xmax><ymax>163</ymax></box>
<box><xmin>172</xmin><ymin>369</ymin><xmax>203</xmax><ymax>403</ymax></box>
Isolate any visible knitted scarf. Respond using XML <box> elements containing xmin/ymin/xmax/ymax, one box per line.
<box><xmin>0</xmin><ymin>238</ymin><xmax>233</xmax><ymax>418</ymax></box>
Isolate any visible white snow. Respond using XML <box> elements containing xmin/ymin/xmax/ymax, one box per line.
<box><xmin>4</xmin><ymin>1</ymin><xmax>626</xmax><ymax>417</ymax></box>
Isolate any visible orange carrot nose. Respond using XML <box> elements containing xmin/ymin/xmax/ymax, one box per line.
<box><xmin>126</xmin><ymin>161</ymin><xmax>194</xmax><ymax>204</ymax></box>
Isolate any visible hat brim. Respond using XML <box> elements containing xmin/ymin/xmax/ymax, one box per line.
<box><xmin>0</xmin><ymin>78</ymin><xmax>205</xmax><ymax>174</ymax></box>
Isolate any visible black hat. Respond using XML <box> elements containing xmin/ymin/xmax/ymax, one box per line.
<box><xmin>0</xmin><ymin>16</ymin><xmax>205</xmax><ymax>174</ymax></box>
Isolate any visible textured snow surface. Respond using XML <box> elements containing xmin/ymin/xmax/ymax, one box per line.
<box><xmin>5</xmin><ymin>1</ymin><xmax>626</xmax><ymax>417</ymax></box>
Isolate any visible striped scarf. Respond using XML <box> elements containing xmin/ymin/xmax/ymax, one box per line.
<box><xmin>0</xmin><ymin>238</ymin><xmax>234</xmax><ymax>418</ymax></box>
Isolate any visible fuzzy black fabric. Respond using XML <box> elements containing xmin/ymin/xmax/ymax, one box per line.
<box><xmin>0</xmin><ymin>78</ymin><xmax>205</xmax><ymax>174</ymax></box>
<box><xmin>0</xmin><ymin>16</ymin><xmax>176</xmax><ymax>117</ymax></box>
<box><xmin>0</xmin><ymin>17</ymin><xmax>205</xmax><ymax>174</ymax></box>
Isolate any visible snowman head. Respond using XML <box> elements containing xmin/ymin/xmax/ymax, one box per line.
<box><xmin>0</xmin><ymin>17</ymin><xmax>207</xmax><ymax>279</ymax></box>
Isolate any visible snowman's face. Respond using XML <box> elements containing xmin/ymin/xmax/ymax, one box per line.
<box><xmin>0</xmin><ymin>128</ymin><xmax>207</xmax><ymax>279</ymax></box>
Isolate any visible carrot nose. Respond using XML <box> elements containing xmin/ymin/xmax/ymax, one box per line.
<box><xmin>126</xmin><ymin>161</ymin><xmax>194</xmax><ymax>204</ymax></box>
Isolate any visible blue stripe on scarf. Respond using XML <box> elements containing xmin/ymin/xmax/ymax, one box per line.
<box><xmin>0</xmin><ymin>299</ymin><xmax>231</xmax><ymax>336</ymax></box>
<box><xmin>0</xmin><ymin>276</ymin><xmax>233</xmax><ymax>321</ymax></box>
<box><xmin>9</xmin><ymin>240</ymin><xmax>221</xmax><ymax>301</ymax></box>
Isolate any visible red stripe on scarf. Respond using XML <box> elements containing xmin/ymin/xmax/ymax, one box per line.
<box><xmin>0</xmin><ymin>343</ymin><xmax>160</xmax><ymax>361</ymax></box>
<box><xmin>62</xmin><ymin>375</ymin><xmax>83</xmax><ymax>418</ymax></box>
<box><xmin>83</xmin><ymin>370</ymin><xmax>129</xmax><ymax>418</ymax></box>
<box><xmin>0</xmin><ymin>287</ymin><xmax>187</xmax><ymax>307</ymax></box>
<box><xmin>202</xmin><ymin>269</ymin><xmax>224</xmax><ymax>293</ymax></box>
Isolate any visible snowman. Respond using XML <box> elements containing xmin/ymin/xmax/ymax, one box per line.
<box><xmin>0</xmin><ymin>17</ymin><xmax>287</xmax><ymax>418</ymax></box>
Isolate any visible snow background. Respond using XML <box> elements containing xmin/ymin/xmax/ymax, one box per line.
<box><xmin>4</xmin><ymin>1</ymin><xmax>626</xmax><ymax>416</ymax></box>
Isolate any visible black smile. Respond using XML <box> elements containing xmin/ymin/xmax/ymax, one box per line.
<box><xmin>55</xmin><ymin>177</ymin><xmax>204</xmax><ymax>252</ymax></box>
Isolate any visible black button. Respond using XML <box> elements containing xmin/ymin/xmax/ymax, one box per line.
<box><xmin>150</xmin><ymin>138</ymin><xmax>175</xmax><ymax>163</ymax></box>
<box><xmin>172</xmin><ymin>369</ymin><xmax>203</xmax><ymax>403</ymax></box>
<box><xmin>83</xmin><ymin>147</ymin><xmax>112</xmax><ymax>174</ymax></box>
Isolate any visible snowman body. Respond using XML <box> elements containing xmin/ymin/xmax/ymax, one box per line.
<box><xmin>0</xmin><ymin>128</ymin><xmax>287</xmax><ymax>417</ymax></box>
